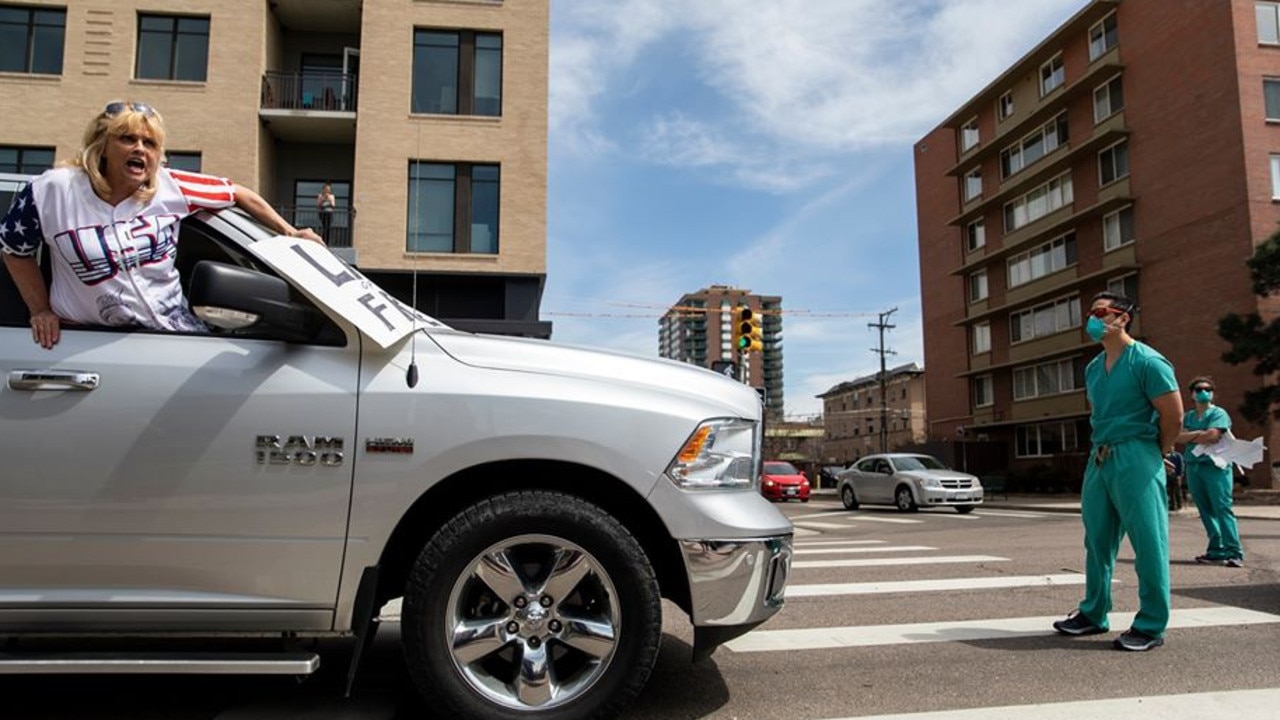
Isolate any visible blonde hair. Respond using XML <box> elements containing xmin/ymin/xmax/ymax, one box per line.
<box><xmin>67</xmin><ymin>102</ymin><xmax>168</xmax><ymax>203</ymax></box>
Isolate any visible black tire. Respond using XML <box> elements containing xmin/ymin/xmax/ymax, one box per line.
<box><xmin>894</xmin><ymin>485</ymin><xmax>918</xmax><ymax>512</ymax></box>
<box><xmin>955</xmin><ymin>505</ymin><xmax>975</xmax><ymax>514</ymax></box>
<box><xmin>402</xmin><ymin>490</ymin><xmax>662</xmax><ymax>720</ymax></box>
<box><xmin>840</xmin><ymin>485</ymin><xmax>859</xmax><ymax>510</ymax></box>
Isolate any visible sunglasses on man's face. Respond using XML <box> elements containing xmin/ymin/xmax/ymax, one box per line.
<box><xmin>1088</xmin><ymin>306</ymin><xmax>1126</xmax><ymax>319</ymax></box>
<box><xmin>1192</xmin><ymin>386</ymin><xmax>1213</xmax><ymax>392</ymax></box>
<box><xmin>102</xmin><ymin>101</ymin><xmax>156</xmax><ymax>117</ymax></box>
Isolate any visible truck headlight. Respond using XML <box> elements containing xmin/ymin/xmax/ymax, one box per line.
<box><xmin>666</xmin><ymin>418</ymin><xmax>759</xmax><ymax>491</ymax></box>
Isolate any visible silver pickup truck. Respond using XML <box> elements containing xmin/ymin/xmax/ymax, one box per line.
<box><xmin>0</xmin><ymin>206</ymin><xmax>793</xmax><ymax>719</ymax></box>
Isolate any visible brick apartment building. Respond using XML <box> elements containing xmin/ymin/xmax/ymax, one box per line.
<box><xmin>0</xmin><ymin>0</ymin><xmax>550</xmax><ymax>336</ymax></box>
<box><xmin>658</xmin><ymin>285</ymin><xmax>785</xmax><ymax>418</ymax></box>
<box><xmin>915</xmin><ymin>0</ymin><xmax>1279</xmax><ymax>487</ymax></box>
<box><xmin>817</xmin><ymin>362</ymin><xmax>927</xmax><ymax>465</ymax></box>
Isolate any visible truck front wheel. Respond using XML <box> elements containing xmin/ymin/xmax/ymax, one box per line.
<box><xmin>402</xmin><ymin>490</ymin><xmax>661</xmax><ymax>720</ymax></box>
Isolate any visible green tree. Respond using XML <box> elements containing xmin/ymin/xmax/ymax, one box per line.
<box><xmin>1218</xmin><ymin>231</ymin><xmax>1280</xmax><ymax>423</ymax></box>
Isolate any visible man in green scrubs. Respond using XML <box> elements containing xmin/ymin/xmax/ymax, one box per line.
<box><xmin>1178</xmin><ymin>377</ymin><xmax>1243</xmax><ymax>566</ymax></box>
<box><xmin>1053</xmin><ymin>292</ymin><xmax>1182</xmax><ymax>651</ymax></box>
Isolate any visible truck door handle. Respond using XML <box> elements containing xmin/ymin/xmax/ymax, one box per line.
<box><xmin>8</xmin><ymin>369</ymin><xmax>101</xmax><ymax>391</ymax></box>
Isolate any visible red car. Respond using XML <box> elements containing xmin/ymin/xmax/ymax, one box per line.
<box><xmin>761</xmin><ymin>461</ymin><xmax>810</xmax><ymax>502</ymax></box>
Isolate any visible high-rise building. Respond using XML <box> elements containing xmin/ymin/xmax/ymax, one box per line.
<box><xmin>915</xmin><ymin>0</ymin><xmax>1279</xmax><ymax>486</ymax></box>
<box><xmin>659</xmin><ymin>285</ymin><xmax>784</xmax><ymax>417</ymax></box>
<box><xmin>0</xmin><ymin>0</ymin><xmax>549</xmax><ymax>337</ymax></box>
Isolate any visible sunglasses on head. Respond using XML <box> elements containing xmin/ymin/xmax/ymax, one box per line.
<box><xmin>1088</xmin><ymin>306</ymin><xmax>1126</xmax><ymax>319</ymax></box>
<box><xmin>102</xmin><ymin>101</ymin><xmax>156</xmax><ymax>117</ymax></box>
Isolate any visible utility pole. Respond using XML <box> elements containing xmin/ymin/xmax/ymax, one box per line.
<box><xmin>869</xmin><ymin>307</ymin><xmax>897</xmax><ymax>453</ymax></box>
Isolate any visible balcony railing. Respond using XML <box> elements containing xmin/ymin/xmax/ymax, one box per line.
<box><xmin>261</xmin><ymin>71</ymin><xmax>359</xmax><ymax>111</ymax></box>
<box><xmin>279</xmin><ymin>205</ymin><xmax>354</xmax><ymax>248</ymax></box>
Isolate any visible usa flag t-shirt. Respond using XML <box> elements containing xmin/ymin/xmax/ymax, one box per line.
<box><xmin>0</xmin><ymin>167</ymin><xmax>236</xmax><ymax>331</ymax></box>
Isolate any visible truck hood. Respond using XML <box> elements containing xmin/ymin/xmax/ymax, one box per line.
<box><xmin>428</xmin><ymin>330</ymin><xmax>761</xmax><ymax>418</ymax></box>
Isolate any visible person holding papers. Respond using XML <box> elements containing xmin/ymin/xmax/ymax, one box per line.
<box><xmin>1177</xmin><ymin>377</ymin><xmax>1244</xmax><ymax>568</ymax></box>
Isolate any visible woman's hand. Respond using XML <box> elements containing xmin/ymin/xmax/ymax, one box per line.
<box><xmin>30</xmin><ymin>309</ymin><xmax>61</xmax><ymax>349</ymax></box>
<box><xmin>290</xmin><ymin>227</ymin><xmax>325</xmax><ymax>244</ymax></box>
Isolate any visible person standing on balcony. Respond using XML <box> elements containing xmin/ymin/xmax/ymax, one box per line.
<box><xmin>317</xmin><ymin>182</ymin><xmax>336</xmax><ymax>243</ymax></box>
<box><xmin>0</xmin><ymin>100</ymin><xmax>322</xmax><ymax>349</ymax></box>
<box><xmin>1177</xmin><ymin>376</ymin><xmax>1244</xmax><ymax>567</ymax></box>
<box><xmin>1051</xmin><ymin>291</ymin><xmax>1182</xmax><ymax>652</ymax></box>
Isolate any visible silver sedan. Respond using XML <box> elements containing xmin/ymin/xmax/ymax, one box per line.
<box><xmin>837</xmin><ymin>453</ymin><xmax>984</xmax><ymax>513</ymax></box>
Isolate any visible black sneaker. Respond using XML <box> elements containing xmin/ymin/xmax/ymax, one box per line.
<box><xmin>1225</xmin><ymin>557</ymin><xmax>1244</xmax><ymax>568</ymax></box>
<box><xmin>1195</xmin><ymin>554</ymin><xmax>1226</xmax><ymax>565</ymax></box>
<box><xmin>1053</xmin><ymin>610</ymin><xmax>1106</xmax><ymax>636</ymax></box>
<box><xmin>1113</xmin><ymin>628</ymin><xmax>1164</xmax><ymax>651</ymax></box>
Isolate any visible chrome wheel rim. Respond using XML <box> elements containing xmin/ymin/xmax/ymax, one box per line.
<box><xmin>445</xmin><ymin>533</ymin><xmax>620</xmax><ymax>711</ymax></box>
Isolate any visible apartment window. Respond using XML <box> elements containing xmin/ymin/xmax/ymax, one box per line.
<box><xmin>1099</xmin><ymin>140</ymin><xmax>1130</xmax><ymax>185</ymax></box>
<box><xmin>1016</xmin><ymin>421</ymin><xmax>1080</xmax><ymax>457</ymax></box>
<box><xmin>960</xmin><ymin>118</ymin><xmax>980</xmax><ymax>153</ymax></box>
<box><xmin>0</xmin><ymin>5</ymin><xmax>64</xmax><ymax>74</ymax></box>
<box><xmin>1266</xmin><ymin>79</ymin><xmax>1280</xmax><ymax>120</ymax></box>
<box><xmin>0</xmin><ymin>145</ymin><xmax>55</xmax><ymax>174</ymax></box>
<box><xmin>412</xmin><ymin>30</ymin><xmax>503</xmax><ymax>116</ymax></box>
<box><xmin>1013</xmin><ymin>357</ymin><xmax>1084</xmax><ymax>400</ymax></box>
<box><xmin>1094</xmin><ymin>75</ymin><xmax>1124</xmax><ymax>123</ymax></box>
<box><xmin>407</xmin><ymin>162</ymin><xmax>499</xmax><ymax>254</ymax></box>
<box><xmin>136</xmin><ymin>15</ymin><xmax>209</xmax><ymax>81</ymax></box>
<box><xmin>998</xmin><ymin>91</ymin><xmax>1014</xmax><ymax>121</ymax></box>
<box><xmin>1010</xmin><ymin>296</ymin><xmax>1081</xmax><ymax>344</ymax></box>
<box><xmin>1000</xmin><ymin>113</ymin><xmax>1068</xmax><ymax>178</ymax></box>
<box><xmin>964</xmin><ymin>168</ymin><xmax>982</xmax><ymax>202</ymax></box>
<box><xmin>1040</xmin><ymin>54</ymin><xmax>1065</xmax><ymax>96</ymax></box>
<box><xmin>968</xmin><ymin>269</ymin><xmax>988</xmax><ymax>303</ymax></box>
<box><xmin>1272</xmin><ymin>155</ymin><xmax>1280</xmax><ymax>198</ymax></box>
<box><xmin>1004</xmin><ymin>173</ymin><xmax>1073</xmax><ymax>232</ymax></box>
<box><xmin>1008</xmin><ymin>233</ymin><xmax>1076</xmax><ymax>288</ymax></box>
<box><xmin>1103</xmin><ymin>205</ymin><xmax>1135</xmax><ymax>250</ymax></box>
<box><xmin>165</xmin><ymin>152</ymin><xmax>201</xmax><ymax>172</ymax></box>
<box><xmin>966</xmin><ymin>219</ymin><xmax>986</xmax><ymax>252</ymax></box>
<box><xmin>973</xmin><ymin>375</ymin><xmax>994</xmax><ymax>408</ymax></box>
<box><xmin>1089</xmin><ymin>12</ymin><xmax>1118</xmax><ymax>60</ymax></box>
<box><xmin>1259</xmin><ymin>2</ymin><xmax>1280</xmax><ymax>44</ymax></box>
<box><xmin>1107</xmin><ymin>273</ymin><xmax>1139</xmax><ymax>303</ymax></box>
<box><xmin>972</xmin><ymin>322</ymin><xmax>991</xmax><ymax>354</ymax></box>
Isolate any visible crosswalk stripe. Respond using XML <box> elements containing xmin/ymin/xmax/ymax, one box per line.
<box><xmin>792</xmin><ymin>555</ymin><xmax>1007</xmax><ymax>569</ymax></box>
<box><xmin>844</xmin><ymin>515</ymin><xmax>923</xmax><ymax>524</ymax></box>
<box><xmin>790</xmin><ymin>520</ymin><xmax>856</xmax><ymax>530</ymax></box>
<box><xmin>786</xmin><ymin>573</ymin><xmax>1088</xmax><ymax>597</ymax></box>
<box><xmin>818</xmin><ymin>688</ymin><xmax>1280</xmax><ymax>720</ymax></box>
<box><xmin>793</xmin><ymin>545</ymin><xmax>937</xmax><ymax>556</ymax></box>
<box><xmin>793</xmin><ymin>539</ymin><xmax>886</xmax><ymax>547</ymax></box>
<box><xmin>792</xmin><ymin>526</ymin><xmax>820</xmax><ymax>537</ymax></box>
<box><xmin>914</xmin><ymin>512</ymin><xmax>979</xmax><ymax>520</ymax></box>
<box><xmin>726</xmin><ymin>606</ymin><xmax>1280</xmax><ymax>652</ymax></box>
<box><xmin>976</xmin><ymin>509</ymin><xmax>1058</xmax><ymax>519</ymax></box>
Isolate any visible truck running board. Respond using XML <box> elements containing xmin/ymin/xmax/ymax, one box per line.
<box><xmin>0</xmin><ymin>651</ymin><xmax>320</xmax><ymax>675</ymax></box>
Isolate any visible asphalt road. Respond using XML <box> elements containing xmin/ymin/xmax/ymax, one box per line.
<box><xmin>5</xmin><ymin>497</ymin><xmax>1279</xmax><ymax>719</ymax></box>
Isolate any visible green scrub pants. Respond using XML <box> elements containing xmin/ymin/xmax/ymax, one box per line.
<box><xmin>1078</xmin><ymin>439</ymin><xmax>1170</xmax><ymax>637</ymax></box>
<box><xmin>1186</xmin><ymin>461</ymin><xmax>1242</xmax><ymax>560</ymax></box>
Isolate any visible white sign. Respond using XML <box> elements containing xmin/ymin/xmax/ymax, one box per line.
<box><xmin>248</xmin><ymin>236</ymin><xmax>444</xmax><ymax>349</ymax></box>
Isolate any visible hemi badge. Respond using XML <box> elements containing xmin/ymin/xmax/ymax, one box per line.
<box><xmin>366</xmin><ymin>438</ymin><xmax>414</xmax><ymax>454</ymax></box>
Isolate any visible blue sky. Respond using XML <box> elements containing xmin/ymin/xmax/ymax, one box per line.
<box><xmin>543</xmin><ymin>0</ymin><xmax>1088</xmax><ymax>418</ymax></box>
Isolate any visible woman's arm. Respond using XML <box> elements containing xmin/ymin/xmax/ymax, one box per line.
<box><xmin>233</xmin><ymin>184</ymin><xmax>324</xmax><ymax>243</ymax></box>
<box><xmin>2</xmin><ymin>253</ymin><xmax>60</xmax><ymax>348</ymax></box>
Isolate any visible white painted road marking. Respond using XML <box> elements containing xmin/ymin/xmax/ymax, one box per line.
<box><xmin>792</xmin><ymin>555</ymin><xmax>1008</xmax><ymax>570</ymax></box>
<box><xmin>818</xmin><ymin>688</ymin><xmax>1280</xmax><ymax>720</ymax></box>
<box><xmin>726</xmin><ymin>606</ymin><xmax>1280</xmax><ymax>652</ymax></box>
<box><xmin>793</xmin><ymin>545</ymin><xmax>938</xmax><ymax>555</ymax></box>
<box><xmin>793</xmin><ymin>539</ymin><xmax>886</xmax><ymax>547</ymax></box>
<box><xmin>790</xmin><ymin>520</ymin><xmax>857</xmax><ymax>530</ymax></box>
<box><xmin>786</xmin><ymin>573</ymin><xmax>1089</xmax><ymax>597</ymax></box>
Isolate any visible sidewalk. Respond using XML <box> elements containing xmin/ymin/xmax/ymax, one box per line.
<box><xmin>810</xmin><ymin>488</ymin><xmax>1280</xmax><ymax>521</ymax></box>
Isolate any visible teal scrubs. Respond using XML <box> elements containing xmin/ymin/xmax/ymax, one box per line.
<box><xmin>1182</xmin><ymin>405</ymin><xmax>1241</xmax><ymax>561</ymax></box>
<box><xmin>1077</xmin><ymin>342</ymin><xmax>1178</xmax><ymax>638</ymax></box>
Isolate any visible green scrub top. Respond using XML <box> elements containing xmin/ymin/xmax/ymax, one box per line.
<box><xmin>1085</xmin><ymin>341</ymin><xmax>1178</xmax><ymax>446</ymax></box>
<box><xmin>1182</xmin><ymin>405</ymin><xmax>1231</xmax><ymax>465</ymax></box>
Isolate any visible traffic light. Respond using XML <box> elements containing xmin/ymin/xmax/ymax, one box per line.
<box><xmin>735</xmin><ymin>306</ymin><xmax>764</xmax><ymax>353</ymax></box>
